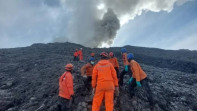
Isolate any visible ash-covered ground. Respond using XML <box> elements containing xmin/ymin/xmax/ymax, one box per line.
<box><xmin>0</xmin><ymin>42</ymin><xmax>197</xmax><ymax>111</ymax></box>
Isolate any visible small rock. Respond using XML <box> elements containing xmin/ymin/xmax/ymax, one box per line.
<box><xmin>30</xmin><ymin>97</ymin><xmax>36</xmax><ymax>100</ymax></box>
<box><xmin>6</xmin><ymin>81</ymin><xmax>13</xmax><ymax>87</ymax></box>
<box><xmin>83</xmin><ymin>108</ymin><xmax>87</xmax><ymax>111</ymax></box>
<box><xmin>30</xmin><ymin>97</ymin><xmax>36</xmax><ymax>102</ymax></box>
<box><xmin>81</xmin><ymin>102</ymin><xmax>86</xmax><ymax>107</ymax></box>
<box><xmin>78</xmin><ymin>102</ymin><xmax>82</xmax><ymax>106</ymax></box>
<box><xmin>77</xmin><ymin>106</ymin><xmax>83</xmax><ymax>111</ymax></box>
<box><xmin>88</xmin><ymin>105</ymin><xmax>92</xmax><ymax>109</ymax></box>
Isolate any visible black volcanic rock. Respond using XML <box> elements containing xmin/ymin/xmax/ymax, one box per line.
<box><xmin>0</xmin><ymin>42</ymin><xmax>196</xmax><ymax>111</ymax></box>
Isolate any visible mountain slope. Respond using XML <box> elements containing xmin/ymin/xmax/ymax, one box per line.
<box><xmin>0</xmin><ymin>42</ymin><xmax>196</xmax><ymax>111</ymax></box>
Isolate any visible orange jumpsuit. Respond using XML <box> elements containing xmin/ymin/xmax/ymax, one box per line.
<box><xmin>92</xmin><ymin>60</ymin><xmax>119</xmax><ymax>111</ymax></box>
<box><xmin>109</xmin><ymin>57</ymin><xmax>120</xmax><ymax>78</ymax></box>
<box><xmin>59</xmin><ymin>71</ymin><xmax>74</xmax><ymax>99</ymax></box>
<box><xmin>81</xmin><ymin>63</ymin><xmax>94</xmax><ymax>76</ymax></box>
<box><xmin>129</xmin><ymin>60</ymin><xmax>147</xmax><ymax>81</ymax></box>
<box><xmin>74</xmin><ymin>51</ymin><xmax>78</xmax><ymax>57</ymax></box>
<box><xmin>91</xmin><ymin>52</ymin><xmax>95</xmax><ymax>57</ymax></box>
<box><xmin>109</xmin><ymin>57</ymin><xmax>119</xmax><ymax>68</ymax></box>
<box><xmin>128</xmin><ymin>60</ymin><xmax>154</xmax><ymax>106</ymax></box>
<box><xmin>78</xmin><ymin>50</ymin><xmax>83</xmax><ymax>60</ymax></box>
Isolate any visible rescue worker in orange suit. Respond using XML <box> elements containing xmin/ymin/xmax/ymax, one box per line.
<box><xmin>59</xmin><ymin>64</ymin><xmax>74</xmax><ymax>111</ymax></box>
<box><xmin>109</xmin><ymin>52</ymin><xmax>120</xmax><ymax>78</ymax></box>
<box><xmin>127</xmin><ymin>53</ymin><xmax>154</xmax><ymax>109</ymax></box>
<box><xmin>78</xmin><ymin>48</ymin><xmax>83</xmax><ymax>61</ymax></box>
<box><xmin>73</xmin><ymin>49</ymin><xmax>79</xmax><ymax>61</ymax></box>
<box><xmin>119</xmin><ymin>48</ymin><xmax>132</xmax><ymax>86</ymax></box>
<box><xmin>92</xmin><ymin>52</ymin><xmax>119</xmax><ymax>111</ymax></box>
<box><xmin>81</xmin><ymin>57</ymin><xmax>95</xmax><ymax>92</ymax></box>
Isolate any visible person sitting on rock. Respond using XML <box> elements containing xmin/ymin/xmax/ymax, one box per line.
<box><xmin>59</xmin><ymin>63</ymin><xmax>74</xmax><ymax>111</ymax></box>
<box><xmin>92</xmin><ymin>52</ymin><xmax>119</xmax><ymax>111</ymax></box>
<box><xmin>73</xmin><ymin>49</ymin><xmax>79</xmax><ymax>61</ymax></box>
<box><xmin>127</xmin><ymin>53</ymin><xmax>154</xmax><ymax>109</ymax></box>
<box><xmin>119</xmin><ymin>48</ymin><xmax>132</xmax><ymax>86</ymax></box>
<box><xmin>109</xmin><ymin>52</ymin><xmax>120</xmax><ymax>78</ymax></box>
<box><xmin>81</xmin><ymin>57</ymin><xmax>95</xmax><ymax>92</ymax></box>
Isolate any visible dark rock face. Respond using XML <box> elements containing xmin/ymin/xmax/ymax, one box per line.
<box><xmin>0</xmin><ymin>42</ymin><xmax>196</xmax><ymax>111</ymax></box>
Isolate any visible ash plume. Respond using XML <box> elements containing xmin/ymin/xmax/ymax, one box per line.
<box><xmin>56</xmin><ymin>0</ymin><xmax>120</xmax><ymax>47</ymax></box>
<box><xmin>0</xmin><ymin>0</ymin><xmax>190</xmax><ymax>48</ymax></box>
<box><xmin>55</xmin><ymin>0</ymin><xmax>188</xmax><ymax>47</ymax></box>
<box><xmin>93</xmin><ymin>8</ymin><xmax>120</xmax><ymax>47</ymax></box>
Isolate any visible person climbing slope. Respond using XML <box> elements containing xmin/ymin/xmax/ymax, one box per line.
<box><xmin>127</xmin><ymin>53</ymin><xmax>154</xmax><ymax>110</ymax></box>
<box><xmin>73</xmin><ymin>49</ymin><xmax>79</xmax><ymax>61</ymax></box>
<box><xmin>92</xmin><ymin>52</ymin><xmax>119</xmax><ymax>111</ymax></box>
<box><xmin>81</xmin><ymin>57</ymin><xmax>95</xmax><ymax>92</ymax></box>
<box><xmin>59</xmin><ymin>64</ymin><xmax>74</xmax><ymax>111</ymax></box>
<box><xmin>78</xmin><ymin>48</ymin><xmax>83</xmax><ymax>61</ymax></box>
<box><xmin>109</xmin><ymin>52</ymin><xmax>120</xmax><ymax>78</ymax></box>
<box><xmin>119</xmin><ymin>48</ymin><xmax>132</xmax><ymax>86</ymax></box>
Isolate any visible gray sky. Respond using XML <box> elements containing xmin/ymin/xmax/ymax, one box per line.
<box><xmin>0</xmin><ymin>0</ymin><xmax>196</xmax><ymax>50</ymax></box>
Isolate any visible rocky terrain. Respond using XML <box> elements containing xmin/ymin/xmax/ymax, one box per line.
<box><xmin>0</xmin><ymin>42</ymin><xmax>197</xmax><ymax>111</ymax></box>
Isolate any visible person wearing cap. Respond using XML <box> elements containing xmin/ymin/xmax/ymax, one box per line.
<box><xmin>92</xmin><ymin>52</ymin><xmax>119</xmax><ymax>111</ymax></box>
<box><xmin>109</xmin><ymin>52</ymin><xmax>120</xmax><ymax>78</ymax></box>
<box><xmin>59</xmin><ymin>64</ymin><xmax>74</xmax><ymax>111</ymax></box>
<box><xmin>81</xmin><ymin>57</ymin><xmax>95</xmax><ymax>92</ymax></box>
<box><xmin>119</xmin><ymin>48</ymin><xmax>132</xmax><ymax>86</ymax></box>
<box><xmin>127</xmin><ymin>53</ymin><xmax>154</xmax><ymax>109</ymax></box>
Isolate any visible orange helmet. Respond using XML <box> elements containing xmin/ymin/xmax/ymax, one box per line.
<box><xmin>65</xmin><ymin>63</ymin><xmax>73</xmax><ymax>71</ymax></box>
<box><xmin>109</xmin><ymin>52</ymin><xmax>114</xmax><ymax>57</ymax></box>
<box><xmin>91</xmin><ymin>53</ymin><xmax>95</xmax><ymax>57</ymax></box>
<box><xmin>100</xmin><ymin>52</ymin><xmax>108</xmax><ymax>57</ymax></box>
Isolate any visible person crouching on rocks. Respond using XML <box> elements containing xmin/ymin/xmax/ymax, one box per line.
<box><xmin>92</xmin><ymin>52</ymin><xmax>119</xmax><ymax>111</ymax></box>
<box><xmin>119</xmin><ymin>48</ymin><xmax>132</xmax><ymax>86</ymax></box>
<box><xmin>127</xmin><ymin>53</ymin><xmax>154</xmax><ymax>110</ymax></box>
<box><xmin>81</xmin><ymin>57</ymin><xmax>95</xmax><ymax>92</ymax></box>
<box><xmin>59</xmin><ymin>63</ymin><xmax>74</xmax><ymax>111</ymax></box>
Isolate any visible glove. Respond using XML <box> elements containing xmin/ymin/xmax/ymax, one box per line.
<box><xmin>125</xmin><ymin>65</ymin><xmax>128</xmax><ymax>72</ymax></box>
<box><xmin>136</xmin><ymin>81</ymin><xmax>142</xmax><ymax>87</ymax></box>
<box><xmin>128</xmin><ymin>77</ymin><xmax>133</xmax><ymax>84</ymax></box>
<box><xmin>115</xmin><ymin>87</ymin><xmax>119</xmax><ymax>96</ymax></box>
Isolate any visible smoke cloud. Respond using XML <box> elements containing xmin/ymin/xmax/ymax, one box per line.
<box><xmin>94</xmin><ymin>8</ymin><xmax>120</xmax><ymax>47</ymax></box>
<box><xmin>55</xmin><ymin>0</ymin><xmax>120</xmax><ymax>47</ymax></box>
<box><xmin>0</xmin><ymin>0</ymin><xmax>191</xmax><ymax>48</ymax></box>
<box><xmin>55</xmin><ymin>0</ymin><xmax>190</xmax><ymax>47</ymax></box>
<box><xmin>99</xmin><ymin>0</ymin><xmax>190</xmax><ymax>25</ymax></box>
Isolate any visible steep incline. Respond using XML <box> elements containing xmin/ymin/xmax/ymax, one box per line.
<box><xmin>0</xmin><ymin>42</ymin><xmax>196</xmax><ymax>111</ymax></box>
